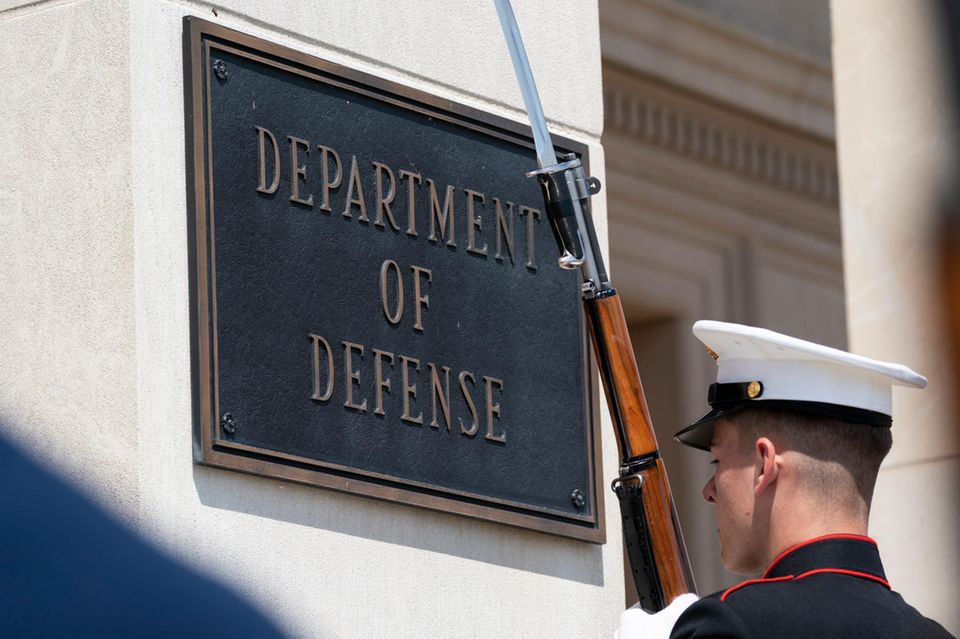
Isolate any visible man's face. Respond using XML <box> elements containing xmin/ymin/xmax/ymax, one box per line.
<box><xmin>702</xmin><ymin>418</ymin><xmax>765</xmax><ymax>574</ymax></box>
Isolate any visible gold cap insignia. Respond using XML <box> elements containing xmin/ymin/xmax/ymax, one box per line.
<box><xmin>705</xmin><ymin>346</ymin><xmax>719</xmax><ymax>363</ymax></box>
<box><xmin>747</xmin><ymin>381</ymin><xmax>763</xmax><ymax>399</ymax></box>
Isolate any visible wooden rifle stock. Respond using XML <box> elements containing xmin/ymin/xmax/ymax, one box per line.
<box><xmin>586</xmin><ymin>291</ymin><xmax>696</xmax><ymax>609</ymax></box>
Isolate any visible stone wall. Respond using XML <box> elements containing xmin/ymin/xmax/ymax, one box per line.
<box><xmin>0</xmin><ymin>2</ymin><xmax>622</xmax><ymax>637</ymax></box>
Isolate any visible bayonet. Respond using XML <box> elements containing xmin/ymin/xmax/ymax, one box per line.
<box><xmin>493</xmin><ymin>0</ymin><xmax>556</xmax><ymax>169</ymax></box>
<box><xmin>493</xmin><ymin>0</ymin><xmax>608</xmax><ymax>293</ymax></box>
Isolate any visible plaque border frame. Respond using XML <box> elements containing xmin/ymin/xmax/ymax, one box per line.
<box><xmin>183</xmin><ymin>16</ymin><xmax>605</xmax><ymax>543</ymax></box>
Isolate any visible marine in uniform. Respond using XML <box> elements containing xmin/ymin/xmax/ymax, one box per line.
<box><xmin>617</xmin><ymin>321</ymin><xmax>955</xmax><ymax>639</ymax></box>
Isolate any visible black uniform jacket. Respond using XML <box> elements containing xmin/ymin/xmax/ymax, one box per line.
<box><xmin>671</xmin><ymin>535</ymin><xmax>954</xmax><ymax>638</ymax></box>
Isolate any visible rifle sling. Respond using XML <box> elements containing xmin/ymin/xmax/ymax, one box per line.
<box><xmin>614</xmin><ymin>477</ymin><xmax>665</xmax><ymax>612</ymax></box>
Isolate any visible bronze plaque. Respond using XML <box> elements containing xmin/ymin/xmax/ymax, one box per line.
<box><xmin>184</xmin><ymin>18</ymin><xmax>603</xmax><ymax>542</ymax></box>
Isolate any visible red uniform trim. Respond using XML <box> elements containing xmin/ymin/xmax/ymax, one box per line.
<box><xmin>720</xmin><ymin>576</ymin><xmax>793</xmax><ymax>601</ymax></box>
<box><xmin>721</xmin><ymin>551</ymin><xmax>892</xmax><ymax>603</ymax></box>
<box><xmin>762</xmin><ymin>534</ymin><xmax>877</xmax><ymax>578</ymax></box>
<box><xmin>794</xmin><ymin>568</ymin><xmax>891</xmax><ymax>589</ymax></box>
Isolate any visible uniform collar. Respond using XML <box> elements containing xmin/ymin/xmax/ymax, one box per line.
<box><xmin>762</xmin><ymin>534</ymin><xmax>888</xmax><ymax>585</ymax></box>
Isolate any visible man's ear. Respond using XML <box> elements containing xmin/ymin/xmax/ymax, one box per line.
<box><xmin>754</xmin><ymin>437</ymin><xmax>780</xmax><ymax>496</ymax></box>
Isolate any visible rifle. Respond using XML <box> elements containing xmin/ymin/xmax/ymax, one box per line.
<box><xmin>493</xmin><ymin>0</ymin><xmax>696</xmax><ymax>611</ymax></box>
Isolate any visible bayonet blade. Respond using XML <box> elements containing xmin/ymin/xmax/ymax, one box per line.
<box><xmin>493</xmin><ymin>0</ymin><xmax>558</xmax><ymax>169</ymax></box>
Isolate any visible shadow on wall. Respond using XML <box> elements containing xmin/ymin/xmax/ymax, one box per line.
<box><xmin>192</xmin><ymin>464</ymin><xmax>606</xmax><ymax>586</ymax></box>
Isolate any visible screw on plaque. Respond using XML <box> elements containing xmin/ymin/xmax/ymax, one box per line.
<box><xmin>213</xmin><ymin>59</ymin><xmax>228</xmax><ymax>82</ymax></box>
<box><xmin>570</xmin><ymin>489</ymin><xmax>586</xmax><ymax>509</ymax></box>
<box><xmin>220</xmin><ymin>412</ymin><xmax>237</xmax><ymax>435</ymax></box>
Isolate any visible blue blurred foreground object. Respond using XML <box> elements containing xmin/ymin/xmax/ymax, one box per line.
<box><xmin>0</xmin><ymin>427</ymin><xmax>286</xmax><ymax>638</ymax></box>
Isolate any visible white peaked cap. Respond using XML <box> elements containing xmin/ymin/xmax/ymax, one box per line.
<box><xmin>674</xmin><ymin>320</ymin><xmax>927</xmax><ymax>451</ymax></box>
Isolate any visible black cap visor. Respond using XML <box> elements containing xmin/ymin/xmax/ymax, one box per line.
<box><xmin>673</xmin><ymin>405</ymin><xmax>749</xmax><ymax>452</ymax></box>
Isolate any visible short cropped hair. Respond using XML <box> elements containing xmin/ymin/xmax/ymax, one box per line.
<box><xmin>730</xmin><ymin>407</ymin><xmax>892</xmax><ymax>506</ymax></box>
